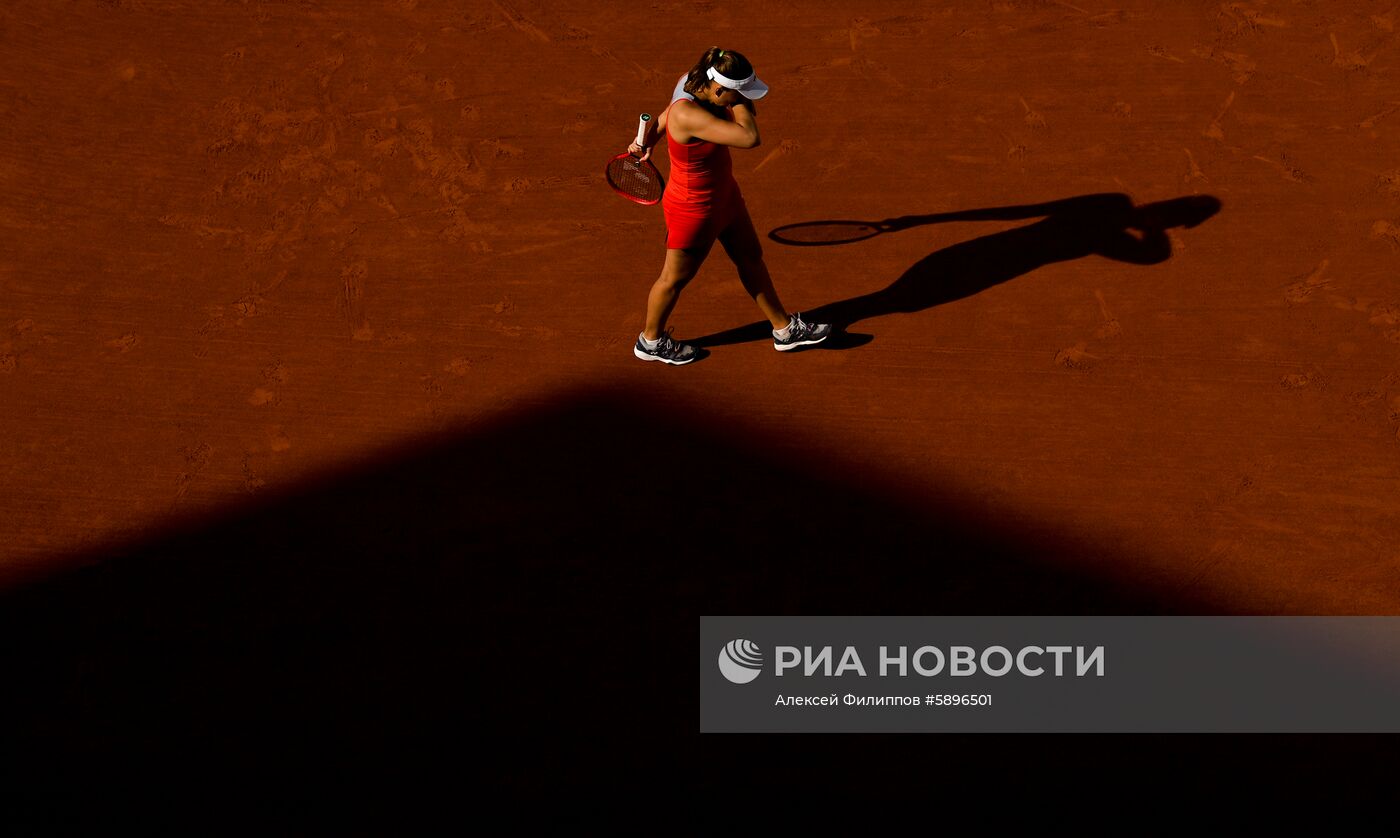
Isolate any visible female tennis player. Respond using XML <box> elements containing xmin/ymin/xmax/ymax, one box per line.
<box><xmin>628</xmin><ymin>47</ymin><xmax>831</xmax><ymax>365</ymax></box>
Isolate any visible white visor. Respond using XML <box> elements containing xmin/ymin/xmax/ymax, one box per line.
<box><xmin>706</xmin><ymin>65</ymin><xmax>769</xmax><ymax>100</ymax></box>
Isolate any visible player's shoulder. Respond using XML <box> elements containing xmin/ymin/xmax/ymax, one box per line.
<box><xmin>670</xmin><ymin>98</ymin><xmax>715</xmax><ymax>120</ymax></box>
<box><xmin>670</xmin><ymin>97</ymin><xmax>702</xmax><ymax>123</ymax></box>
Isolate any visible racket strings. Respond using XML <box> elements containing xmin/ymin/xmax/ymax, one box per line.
<box><xmin>607</xmin><ymin>156</ymin><xmax>663</xmax><ymax>203</ymax></box>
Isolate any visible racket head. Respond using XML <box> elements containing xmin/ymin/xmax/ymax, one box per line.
<box><xmin>767</xmin><ymin>220</ymin><xmax>890</xmax><ymax>246</ymax></box>
<box><xmin>605</xmin><ymin>152</ymin><xmax>665</xmax><ymax>206</ymax></box>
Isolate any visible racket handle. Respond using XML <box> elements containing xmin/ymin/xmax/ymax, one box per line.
<box><xmin>634</xmin><ymin>113</ymin><xmax>651</xmax><ymax>146</ymax></box>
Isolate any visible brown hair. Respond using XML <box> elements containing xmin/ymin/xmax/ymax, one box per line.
<box><xmin>682</xmin><ymin>47</ymin><xmax>754</xmax><ymax>97</ymax></box>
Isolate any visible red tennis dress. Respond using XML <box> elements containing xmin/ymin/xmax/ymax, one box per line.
<box><xmin>662</xmin><ymin>100</ymin><xmax>762</xmax><ymax>257</ymax></box>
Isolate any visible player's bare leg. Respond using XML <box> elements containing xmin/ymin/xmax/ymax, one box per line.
<box><xmin>732</xmin><ymin>254</ymin><xmax>791</xmax><ymax>331</ymax></box>
<box><xmin>719</xmin><ymin>211</ymin><xmax>789</xmax><ymax>330</ymax></box>
<box><xmin>643</xmin><ymin>246</ymin><xmax>708</xmax><ymax>341</ymax></box>
<box><xmin>719</xmin><ymin>207</ymin><xmax>825</xmax><ymax>346</ymax></box>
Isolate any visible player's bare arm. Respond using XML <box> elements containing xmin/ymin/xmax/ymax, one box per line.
<box><xmin>629</xmin><ymin>103</ymin><xmax>674</xmax><ymax>161</ymax></box>
<box><xmin>668</xmin><ymin>98</ymin><xmax>760</xmax><ymax>149</ymax></box>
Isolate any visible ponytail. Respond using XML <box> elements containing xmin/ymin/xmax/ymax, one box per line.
<box><xmin>682</xmin><ymin>46</ymin><xmax>754</xmax><ymax>97</ymax></box>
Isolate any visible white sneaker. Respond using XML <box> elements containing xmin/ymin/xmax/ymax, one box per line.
<box><xmin>773</xmin><ymin>313</ymin><xmax>832</xmax><ymax>351</ymax></box>
<box><xmin>634</xmin><ymin>328</ymin><xmax>699</xmax><ymax>365</ymax></box>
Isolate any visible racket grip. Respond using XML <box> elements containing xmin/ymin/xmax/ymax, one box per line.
<box><xmin>634</xmin><ymin>114</ymin><xmax>651</xmax><ymax>146</ymax></box>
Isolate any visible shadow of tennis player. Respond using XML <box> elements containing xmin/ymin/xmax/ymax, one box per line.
<box><xmin>695</xmin><ymin>192</ymin><xmax>1221</xmax><ymax>348</ymax></box>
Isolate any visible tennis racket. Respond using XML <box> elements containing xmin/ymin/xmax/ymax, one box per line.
<box><xmin>605</xmin><ymin>114</ymin><xmax>665</xmax><ymax>206</ymax></box>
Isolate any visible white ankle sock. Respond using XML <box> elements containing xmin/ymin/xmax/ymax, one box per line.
<box><xmin>773</xmin><ymin>317</ymin><xmax>794</xmax><ymax>339</ymax></box>
<box><xmin>640</xmin><ymin>332</ymin><xmax>661</xmax><ymax>349</ymax></box>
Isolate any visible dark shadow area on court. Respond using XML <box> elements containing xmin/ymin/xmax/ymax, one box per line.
<box><xmin>0</xmin><ymin>383</ymin><xmax>1382</xmax><ymax>797</ymax></box>
<box><xmin>698</xmin><ymin>192</ymin><xmax>1222</xmax><ymax>348</ymax></box>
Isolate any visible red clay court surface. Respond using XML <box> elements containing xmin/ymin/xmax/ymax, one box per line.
<box><xmin>0</xmin><ymin>0</ymin><xmax>1397</xmax><ymax>786</ymax></box>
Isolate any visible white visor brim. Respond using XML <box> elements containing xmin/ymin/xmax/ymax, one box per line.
<box><xmin>706</xmin><ymin>65</ymin><xmax>770</xmax><ymax>99</ymax></box>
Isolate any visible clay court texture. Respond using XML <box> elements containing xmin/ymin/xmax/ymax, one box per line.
<box><xmin>1</xmin><ymin>0</ymin><xmax>1397</xmax><ymax>776</ymax></box>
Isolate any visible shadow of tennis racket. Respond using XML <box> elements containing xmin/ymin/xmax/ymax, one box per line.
<box><xmin>768</xmin><ymin>219</ymin><xmax>900</xmax><ymax>246</ymax></box>
<box><xmin>767</xmin><ymin>213</ymin><xmax>982</xmax><ymax>246</ymax></box>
